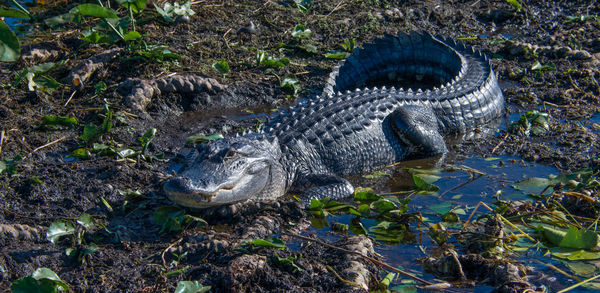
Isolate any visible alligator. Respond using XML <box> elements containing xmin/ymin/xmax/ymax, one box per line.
<box><xmin>163</xmin><ymin>32</ymin><xmax>505</xmax><ymax>207</ymax></box>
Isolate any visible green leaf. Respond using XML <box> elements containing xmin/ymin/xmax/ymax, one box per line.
<box><xmin>260</xmin><ymin>56</ymin><xmax>290</xmax><ymax>67</ymax></box>
<box><xmin>308</xmin><ymin>198</ymin><xmax>325</xmax><ymax>211</ymax></box>
<box><xmin>324</xmin><ymin>51</ymin><xmax>348</xmax><ymax>59</ymax></box>
<box><xmin>41</xmin><ymin>115</ymin><xmax>78</xmax><ymax>128</ymax></box>
<box><xmin>45</xmin><ymin>13</ymin><xmax>80</xmax><ymax>28</ymax></box>
<box><xmin>213</xmin><ymin>60</ymin><xmax>229</xmax><ymax>75</ymax></box>
<box><xmin>412</xmin><ymin>174</ymin><xmax>440</xmax><ymax>191</ymax></box>
<box><xmin>185</xmin><ymin>133</ymin><xmax>223</xmax><ymax>146</ymax></box>
<box><xmin>81</xmin><ymin>30</ymin><xmax>112</xmax><ymax>44</ymax></box>
<box><xmin>123</xmin><ymin>30</ymin><xmax>141</xmax><ymax>41</ymax></box>
<box><xmin>10</xmin><ymin>277</ymin><xmax>46</xmax><ymax>293</ymax></box>
<box><xmin>551</xmin><ymin>248</ymin><xmax>600</xmax><ymax>261</ymax></box>
<box><xmin>77</xmin><ymin>213</ymin><xmax>96</xmax><ymax>229</ymax></box>
<box><xmin>139</xmin><ymin>128</ymin><xmax>156</xmax><ymax>154</ymax></box>
<box><xmin>273</xmin><ymin>252</ymin><xmax>304</xmax><ymax>272</ymax></box>
<box><xmin>0</xmin><ymin>20</ymin><xmax>21</xmax><ymax>62</ymax></box>
<box><xmin>0</xmin><ymin>8</ymin><xmax>30</xmax><ymax>18</ymax></box>
<box><xmin>244</xmin><ymin>237</ymin><xmax>286</xmax><ymax>249</ymax></box>
<box><xmin>378</xmin><ymin>272</ymin><xmax>396</xmax><ymax>289</ymax></box>
<box><xmin>281</xmin><ymin>75</ymin><xmax>301</xmax><ymax>96</ymax></box>
<box><xmin>370</xmin><ymin>199</ymin><xmax>397</xmax><ymax>211</ymax></box>
<box><xmin>118</xmin><ymin>0</ymin><xmax>148</xmax><ymax>13</ymax></box>
<box><xmin>32</xmin><ymin>268</ymin><xmax>69</xmax><ymax>291</ymax></box>
<box><xmin>81</xmin><ymin>124</ymin><xmax>101</xmax><ymax>143</ymax></box>
<box><xmin>175</xmin><ymin>281</ymin><xmax>211</xmax><ymax>293</ymax></box>
<box><xmin>68</xmin><ymin>148</ymin><xmax>91</xmax><ymax>160</ymax></box>
<box><xmin>46</xmin><ymin>219</ymin><xmax>76</xmax><ymax>244</ymax></box>
<box><xmin>354</xmin><ymin>189</ymin><xmax>381</xmax><ymax>202</ymax></box>
<box><xmin>0</xmin><ymin>155</ymin><xmax>22</xmax><ymax>175</ymax></box>
<box><xmin>291</xmin><ymin>24</ymin><xmax>312</xmax><ymax>39</ymax></box>
<box><xmin>560</xmin><ymin>226</ymin><xmax>600</xmax><ymax>249</ymax></box>
<box><xmin>506</xmin><ymin>0</ymin><xmax>522</xmax><ymax>11</ymax></box>
<box><xmin>72</xmin><ymin>4</ymin><xmax>119</xmax><ymax>19</ymax></box>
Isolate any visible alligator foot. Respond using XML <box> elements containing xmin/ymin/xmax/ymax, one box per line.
<box><xmin>390</xmin><ymin>105</ymin><xmax>447</xmax><ymax>157</ymax></box>
<box><xmin>295</xmin><ymin>174</ymin><xmax>354</xmax><ymax>207</ymax></box>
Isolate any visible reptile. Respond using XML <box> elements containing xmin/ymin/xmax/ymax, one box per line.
<box><xmin>163</xmin><ymin>32</ymin><xmax>505</xmax><ymax>207</ymax></box>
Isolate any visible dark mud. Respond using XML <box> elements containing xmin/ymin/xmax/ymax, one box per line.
<box><xmin>1</xmin><ymin>0</ymin><xmax>600</xmax><ymax>292</ymax></box>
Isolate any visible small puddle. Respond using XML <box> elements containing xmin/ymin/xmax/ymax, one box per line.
<box><xmin>308</xmin><ymin>155</ymin><xmax>593</xmax><ymax>291</ymax></box>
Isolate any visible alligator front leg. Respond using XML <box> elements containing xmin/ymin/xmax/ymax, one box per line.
<box><xmin>390</xmin><ymin>105</ymin><xmax>447</xmax><ymax>157</ymax></box>
<box><xmin>293</xmin><ymin>174</ymin><xmax>354</xmax><ymax>207</ymax></box>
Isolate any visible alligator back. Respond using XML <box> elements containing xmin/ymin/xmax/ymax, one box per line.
<box><xmin>264</xmin><ymin>32</ymin><xmax>504</xmax><ymax>177</ymax></box>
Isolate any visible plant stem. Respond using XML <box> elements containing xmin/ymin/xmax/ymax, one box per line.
<box><xmin>10</xmin><ymin>0</ymin><xmax>31</xmax><ymax>18</ymax></box>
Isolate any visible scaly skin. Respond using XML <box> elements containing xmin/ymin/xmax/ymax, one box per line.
<box><xmin>163</xmin><ymin>32</ymin><xmax>504</xmax><ymax>207</ymax></box>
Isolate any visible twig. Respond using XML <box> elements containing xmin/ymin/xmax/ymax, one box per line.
<box><xmin>0</xmin><ymin>129</ymin><xmax>4</xmax><ymax>155</ymax></box>
<box><xmin>161</xmin><ymin>238</ymin><xmax>183</xmax><ymax>267</ymax></box>
<box><xmin>326</xmin><ymin>265</ymin><xmax>363</xmax><ymax>288</ymax></box>
<box><xmin>29</xmin><ymin>136</ymin><xmax>66</xmax><ymax>155</ymax></box>
<box><xmin>438</xmin><ymin>172</ymin><xmax>483</xmax><ymax>198</ymax></box>
<box><xmin>320</xmin><ymin>0</ymin><xmax>346</xmax><ymax>18</ymax></box>
<box><xmin>557</xmin><ymin>273</ymin><xmax>600</xmax><ymax>293</ymax></box>
<box><xmin>491</xmin><ymin>133</ymin><xmax>508</xmax><ymax>154</ymax></box>
<box><xmin>64</xmin><ymin>90</ymin><xmax>77</xmax><ymax>107</ymax></box>
<box><xmin>283</xmin><ymin>232</ymin><xmax>436</xmax><ymax>286</ymax></box>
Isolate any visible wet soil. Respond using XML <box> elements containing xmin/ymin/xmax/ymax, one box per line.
<box><xmin>1</xmin><ymin>0</ymin><xmax>600</xmax><ymax>291</ymax></box>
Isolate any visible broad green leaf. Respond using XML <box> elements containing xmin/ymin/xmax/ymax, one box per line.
<box><xmin>10</xmin><ymin>277</ymin><xmax>46</xmax><ymax>293</ymax></box>
<box><xmin>0</xmin><ymin>8</ymin><xmax>30</xmax><ymax>18</ymax></box>
<box><xmin>0</xmin><ymin>20</ymin><xmax>20</xmax><ymax>62</ymax></box>
<box><xmin>68</xmin><ymin>148</ymin><xmax>91</xmax><ymax>160</ymax></box>
<box><xmin>81</xmin><ymin>124</ymin><xmax>101</xmax><ymax>143</ymax></box>
<box><xmin>123</xmin><ymin>30</ymin><xmax>141</xmax><ymax>41</ymax></box>
<box><xmin>244</xmin><ymin>237</ymin><xmax>286</xmax><ymax>249</ymax></box>
<box><xmin>354</xmin><ymin>189</ymin><xmax>380</xmax><ymax>201</ymax></box>
<box><xmin>428</xmin><ymin>202</ymin><xmax>452</xmax><ymax>215</ymax></box>
<box><xmin>72</xmin><ymin>4</ymin><xmax>119</xmax><ymax>19</ymax></box>
<box><xmin>559</xmin><ymin>226</ymin><xmax>600</xmax><ymax>249</ymax></box>
<box><xmin>77</xmin><ymin>213</ymin><xmax>96</xmax><ymax>229</ymax></box>
<box><xmin>175</xmin><ymin>281</ymin><xmax>211</xmax><ymax>293</ymax></box>
<box><xmin>260</xmin><ymin>56</ymin><xmax>290</xmax><ymax>67</ymax></box>
<box><xmin>281</xmin><ymin>75</ymin><xmax>301</xmax><ymax>96</ymax></box>
<box><xmin>41</xmin><ymin>115</ymin><xmax>78</xmax><ymax>128</ymax></box>
<box><xmin>213</xmin><ymin>60</ymin><xmax>229</xmax><ymax>75</ymax></box>
<box><xmin>46</xmin><ymin>220</ymin><xmax>76</xmax><ymax>244</ymax></box>
<box><xmin>551</xmin><ymin>248</ymin><xmax>600</xmax><ymax>261</ymax></box>
<box><xmin>565</xmin><ymin>261</ymin><xmax>597</xmax><ymax>277</ymax></box>
<box><xmin>81</xmin><ymin>30</ymin><xmax>113</xmax><ymax>44</ymax></box>
<box><xmin>308</xmin><ymin>198</ymin><xmax>325</xmax><ymax>211</ymax></box>
<box><xmin>412</xmin><ymin>174</ymin><xmax>440</xmax><ymax>191</ymax></box>
<box><xmin>370</xmin><ymin>199</ymin><xmax>397</xmax><ymax>211</ymax></box>
<box><xmin>118</xmin><ymin>0</ymin><xmax>147</xmax><ymax>13</ymax></box>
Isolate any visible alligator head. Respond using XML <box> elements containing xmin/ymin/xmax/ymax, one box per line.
<box><xmin>163</xmin><ymin>134</ymin><xmax>286</xmax><ymax>207</ymax></box>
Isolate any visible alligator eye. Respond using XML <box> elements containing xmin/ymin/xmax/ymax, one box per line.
<box><xmin>224</xmin><ymin>149</ymin><xmax>239</xmax><ymax>160</ymax></box>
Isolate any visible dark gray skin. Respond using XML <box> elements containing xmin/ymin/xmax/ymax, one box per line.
<box><xmin>164</xmin><ymin>32</ymin><xmax>505</xmax><ymax>207</ymax></box>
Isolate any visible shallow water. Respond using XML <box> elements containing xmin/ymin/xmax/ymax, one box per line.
<box><xmin>307</xmin><ymin>155</ymin><xmax>596</xmax><ymax>291</ymax></box>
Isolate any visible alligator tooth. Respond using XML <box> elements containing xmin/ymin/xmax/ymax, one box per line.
<box><xmin>355</xmin><ymin>88</ymin><xmax>361</xmax><ymax>92</ymax></box>
<box><xmin>345</xmin><ymin>90</ymin><xmax>351</xmax><ymax>94</ymax></box>
<box><xmin>381</xmin><ymin>86</ymin><xmax>387</xmax><ymax>91</ymax></box>
<box><xmin>417</xmin><ymin>88</ymin><xmax>423</xmax><ymax>93</ymax></box>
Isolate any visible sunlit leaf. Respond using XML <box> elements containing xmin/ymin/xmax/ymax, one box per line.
<box><xmin>72</xmin><ymin>4</ymin><xmax>119</xmax><ymax>19</ymax></box>
<box><xmin>213</xmin><ymin>60</ymin><xmax>229</xmax><ymax>75</ymax></box>
<box><xmin>0</xmin><ymin>21</ymin><xmax>20</xmax><ymax>62</ymax></box>
<box><xmin>46</xmin><ymin>219</ymin><xmax>76</xmax><ymax>244</ymax></box>
<box><xmin>174</xmin><ymin>281</ymin><xmax>211</xmax><ymax>293</ymax></box>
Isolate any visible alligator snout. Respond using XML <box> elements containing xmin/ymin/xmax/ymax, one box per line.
<box><xmin>164</xmin><ymin>177</ymin><xmax>197</xmax><ymax>195</ymax></box>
